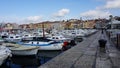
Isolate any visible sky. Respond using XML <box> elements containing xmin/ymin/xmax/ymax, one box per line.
<box><xmin>0</xmin><ymin>0</ymin><xmax>120</xmax><ymax>24</ymax></box>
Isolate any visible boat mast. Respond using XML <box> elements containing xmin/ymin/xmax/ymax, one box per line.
<box><xmin>42</xmin><ymin>23</ymin><xmax>45</xmax><ymax>37</ymax></box>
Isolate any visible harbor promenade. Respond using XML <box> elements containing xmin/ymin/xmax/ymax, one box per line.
<box><xmin>39</xmin><ymin>31</ymin><xmax>120</xmax><ymax>68</ymax></box>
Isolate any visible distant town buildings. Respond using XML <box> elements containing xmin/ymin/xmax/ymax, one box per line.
<box><xmin>0</xmin><ymin>16</ymin><xmax>120</xmax><ymax>32</ymax></box>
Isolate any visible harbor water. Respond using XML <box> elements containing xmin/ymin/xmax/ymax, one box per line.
<box><xmin>0</xmin><ymin>50</ymin><xmax>62</xmax><ymax>68</ymax></box>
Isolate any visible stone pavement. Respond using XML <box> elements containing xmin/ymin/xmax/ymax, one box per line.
<box><xmin>39</xmin><ymin>31</ymin><xmax>120</xmax><ymax>68</ymax></box>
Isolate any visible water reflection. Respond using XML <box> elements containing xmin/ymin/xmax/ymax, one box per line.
<box><xmin>10</xmin><ymin>56</ymin><xmax>41</xmax><ymax>68</ymax></box>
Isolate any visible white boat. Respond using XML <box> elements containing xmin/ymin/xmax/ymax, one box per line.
<box><xmin>10</xmin><ymin>46</ymin><xmax>39</xmax><ymax>56</ymax></box>
<box><xmin>0</xmin><ymin>46</ymin><xmax>11</xmax><ymax>66</ymax></box>
<box><xmin>4</xmin><ymin>34</ymin><xmax>22</xmax><ymax>43</ymax></box>
<box><xmin>33</xmin><ymin>31</ymin><xmax>49</xmax><ymax>37</ymax></box>
<box><xmin>108</xmin><ymin>19</ymin><xmax>120</xmax><ymax>29</ymax></box>
<box><xmin>107</xmin><ymin>19</ymin><xmax>120</xmax><ymax>38</ymax></box>
<box><xmin>33</xmin><ymin>29</ymin><xmax>50</xmax><ymax>37</ymax></box>
<box><xmin>22</xmin><ymin>33</ymin><xmax>35</xmax><ymax>40</ymax></box>
<box><xmin>62</xmin><ymin>29</ymin><xmax>85</xmax><ymax>37</ymax></box>
<box><xmin>18</xmin><ymin>37</ymin><xmax>63</xmax><ymax>50</ymax></box>
<box><xmin>47</xmin><ymin>35</ymin><xmax>70</xmax><ymax>42</ymax></box>
<box><xmin>4</xmin><ymin>43</ymin><xmax>39</xmax><ymax>56</ymax></box>
<box><xmin>0</xmin><ymin>32</ymin><xmax>9</xmax><ymax>39</ymax></box>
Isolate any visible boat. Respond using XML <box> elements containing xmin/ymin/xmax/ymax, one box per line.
<box><xmin>33</xmin><ymin>31</ymin><xmax>49</xmax><ymax>37</ymax></box>
<box><xmin>0</xmin><ymin>46</ymin><xmax>11</xmax><ymax>66</ymax></box>
<box><xmin>4</xmin><ymin>34</ymin><xmax>22</xmax><ymax>43</ymax></box>
<box><xmin>107</xmin><ymin>19</ymin><xmax>120</xmax><ymax>29</ymax></box>
<box><xmin>22</xmin><ymin>33</ymin><xmax>35</xmax><ymax>40</ymax></box>
<box><xmin>0</xmin><ymin>32</ymin><xmax>9</xmax><ymax>39</ymax></box>
<box><xmin>107</xmin><ymin>19</ymin><xmax>120</xmax><ymax>38</ymax></box>
<box><xmin>33</xmin><ymin>29</ymin><xmax>50</xmax><ymax>37</ymax></box>
<box><xmin>47</xmin><ymin>35</ymin><xmax>70</xmax><ymax>42</ymax></box>
<box><xmin>0</xmin><ymin>37</ymin><xmax>4</xmax><ymax>44</ymax></box>
<box><xmin>18</xmin><ymin>37</ymin><xmax>64</xmax><ymax>50</ymax></box>
<box><xmin>62</xmin><ymin>29</ymin><xmax>85</xmax><ymax>37</ymax></box>
<box><xmin>4</xmin><ymin>43</ymin><xmax>39</xmax><ymax>56</ymax></box>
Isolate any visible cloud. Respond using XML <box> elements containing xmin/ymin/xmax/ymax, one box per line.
<box><xmin>94</xmin><ymin>0</ymin><xmax>120</xmax><ymax>10</ymax></box>
<box><xmin>80</xmin><ymin>10</ymin><xmax>111</xmax><ymax>19</ymax></box>
<box><xmin>53</xmin><ymin>9</ymin><xmax>70</xmax><ymax>17</ymax></box>
<box><xmin>25</xmin><ymin>16</ymin><xmax>43</xmax><ymax>23</ymax></box>
<box><xmin>0</xmin><ymin>16</ymin><xmax>21</xmax><ymax>23</ymax></box>
<box><xmin>0</xmin><ymin>16</ymin><xmax>43</xmax><ymax>24</ymax></box>
<box><xmin>104</xmin><ymin>0</ymin><xmax>120</xmax><ymax>9</ymax></box>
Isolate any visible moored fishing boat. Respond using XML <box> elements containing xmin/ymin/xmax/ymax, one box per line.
<box><xmin>3</xmin><ymin>43</ymin><xmax>39</xmax><ymax>56</ymax></box>
<box><xmin>10</xmin><ymin>46</ymin><xmax>39</xmax><ymax>56</ymax></box>
<box><xmin>4</xmin><ymin>34</ymin><xmax>22</xmax><ymax>43</ymax></box>
<box><xmin>47</xmin><ymin>35</ymin><xmax>70</xmax><ymax>42</ymax></box>
<box><xmin>0</xmin><ymin>32</ymin><xmax>9</xmax><ymax>39</ymax></box>
<box><xmin>18</xmin><ymin>37</ymin><xmax>64</xmax><ymax>50</ymax></box>
<box><xmin>22</xmin><ymin>33</ymin><xmax>35</xmax><ymax>40</ymax></box>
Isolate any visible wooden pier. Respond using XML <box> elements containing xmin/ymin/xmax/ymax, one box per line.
<box><xmin>39</xmin><ymin>31</ymin><xmax>120</xmax><ymax>68</ymax></box>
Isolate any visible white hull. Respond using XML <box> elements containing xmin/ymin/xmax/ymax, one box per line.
<box><xmin>39</xmin><ymin>44</ymin><xmax>63</xmax><ymax>50</ymax></box>
<box><xmin>18</xmin><ymin>37</ymin><xmax>64</xmax><ymax>50</ymax></box>
<box><xmin>0</xmin><ymin>46</ymin><xmax>11</xmax><ymax>66</ymax></box>
<box><xmin>4</xmin><ymin>34</ymin><xmax>22</xmax><ymax>43</ymax></box>
<box><xmin>5</xmin><ymin>39</ymin><xmax>21</xmax><ymax>43</ymax></box>
<box><xmin>11</xmin><ymin>48</ymin><xmax>38</xmax><ymax>55</ymax></box>
<box><xmin>0</xmin><ymin>54</ymin><xmax>9</xmax><ymax>66</ymax></box>
<box><xmin>19</xmin><ymin>42</ymin><xmax>63</xmax><ymax>50</ymax></box>
<box><xmin>10</xmin><ymin>46</ymin><xmax>39</xmax><ymax>56</ymax></box>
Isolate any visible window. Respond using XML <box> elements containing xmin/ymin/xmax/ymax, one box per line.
<box><xmin>25</xmin><ymin>35</ymin><xmax>28</xmax><ymax>37</ymax></box>
<box><xmin>56</xmin><ymin>37</ymin><xmax>59</xmax><ymax>39</ymax></box>
<box><xmin>52</xmin><ymin>37</ymin><xmax>55</xmax><ymax>39</ymax></box>
<box><xmin>10</xmin><ymin>37</ymin><xmax>13</xmax><ymax>38</ymax></box>
<box><xmin>16</xmin><ymin>36</ymin><xmax>19</xmax><ymax>38</ymax></box>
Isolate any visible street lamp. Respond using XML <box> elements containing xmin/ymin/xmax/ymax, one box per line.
<box><xmin>109</xmin><ymin>15</ymin><xmax>113</xmax><ymax>29</ymax></box>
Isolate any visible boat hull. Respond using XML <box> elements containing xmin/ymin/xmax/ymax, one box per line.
<box><xmin>11</xmin><ymin>48</ymin><xmax>38</xmax><ymax>56</ymax></box>
<box><xmin>5</xmin><ymin>38</ymin><xmax>21</xmax><ymax>43</ymax></box>
<box><xmin>39</xmin><ymin>43</ymin><xmax>63</xmax><ymax>50</ymax></box>
<box><xmin>18</xmin><ymin>42</ymin><xmax>63</xmax><ymax>50</ymax></box>
<box><xmin>18</xmin><ymin>37</ymin><xmax>64</xmax><ymax>50</ymax></box>
<box><xmin>0</xmin><ymin>46</ymin><xmax>11</xmax><ymax>66</ymax></box>
<box><xmin>0</xmin><ymin>54</ymin><xmax>9</xmax><ymax>66</ymax></box>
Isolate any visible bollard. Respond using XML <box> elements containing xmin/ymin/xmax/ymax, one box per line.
<box><xmin>98</xmin><ymin>39</ymin><xmax>107</xmax><ymax>53</ymax></box>
<box><xmin>98</xmin><ymin>39</ymin><xmax>107</xmax><ymax>48</ymax></box>
<box><xmin>69</xmin><ymin>40</ymin><xmax>76</xmax><ymax>46</ymax></box>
